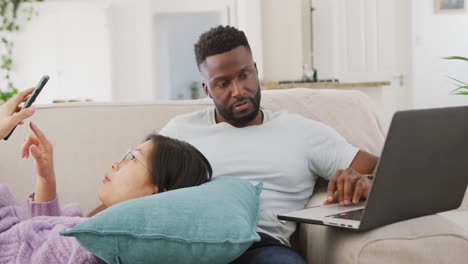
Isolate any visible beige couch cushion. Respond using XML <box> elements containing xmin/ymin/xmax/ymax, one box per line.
<box><xmin>293</xmin><ymin>187</ymin><xmax>468</xmax><ymax>264</ymax></box>
<box><xmin>296</xmin><ymin>213</ymin><xmax>468</xmax><ymax>264</ymax></box>
<box><xmin>261</xmin><ymin>88</ymin><xmax>386</xmax><ymax>156</ymax></box>
<box><xmin>0</xmin><ymin>101</ymin><xmax>213</xmax><ymax>213</ymax></box>
<box><xmin>0</xmin><ymin>88</ymin><xmax>386</xmax><ymax>213</ymax></box>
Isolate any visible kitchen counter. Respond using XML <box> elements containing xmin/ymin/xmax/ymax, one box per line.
<box><xmin>262</xmin><ymin>81</ymin><xmax>391</xmax><ymax>90</ymax></box>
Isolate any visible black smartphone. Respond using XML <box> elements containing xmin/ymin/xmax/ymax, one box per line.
<box><xmin>3</xmin><ymin>75</ymin><xmax>49</xmax><ymax>140</ymax></box>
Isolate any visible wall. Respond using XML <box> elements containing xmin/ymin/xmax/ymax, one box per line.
<box><xmin>306</xmin><ymin>0</ymin><xmax>413</xmax><ymax>123</ymax></box>
<box><xmin>108</xmin><ymin>0</ymin><xmax>155</xmax><ymax>102</ymax></box>
<box><xmin>12</xmin><ymin>0</ymin><xmax>455</xmax><ymax>110</ymax></box>
<box><xmin>311</xmin><ymin>0</ymin><xmax>337</xmax><ymax>80</ymax></box>
<box><xmin>237</xmin><ymin>0</ymin><xmax>264</xmax><ymax>80</ymax></box>
<box><xmin>261</xmin><ymin>0</ymin><xmax>305</xmax><ymax>81</ymax></box>
<box><xmin>12</xmin><ymin>0</ymin><xmax>111</xmax><ymax>104</ymax></box>
<box><xmin>109</xmin><ymin>0</ymin><xmax>244</xmax><ymax>101</ymax></box>
<box><xmin>154</xmin><ymin>12</ymin><xmax>220</xmax><ymax>100</ymax></box>
<box><xmin>412</xmin><ymin>0</ymin><xmax>468</xmax><ymax>109</ymax></box>
<box><xmin>7</xmin><ymin>0</ymin><xmax>305</xmax><ymax>102</ymax></box>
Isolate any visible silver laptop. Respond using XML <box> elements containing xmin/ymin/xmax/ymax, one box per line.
<box><xmin>278</xmin><ymin>106</ymin><xmax>468</xmax><ymax>230</ymax></box>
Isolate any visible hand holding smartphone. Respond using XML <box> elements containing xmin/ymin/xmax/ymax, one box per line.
<box><xmin>3</xmin><ymin>75</ymin><xmax>49</xmax><ymax>140</ymax></box>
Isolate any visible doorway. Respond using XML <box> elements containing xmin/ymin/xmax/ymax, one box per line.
<box><xmin>154</xmin><ymin>12</ymin><xmax>221</xmax><ymax>100</ymax></box>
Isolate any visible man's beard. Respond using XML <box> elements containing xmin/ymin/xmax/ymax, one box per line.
<box><xmin>215</xmin><ymin>87</ymin><xmax>261</xmax><ymax>126</ymax></box>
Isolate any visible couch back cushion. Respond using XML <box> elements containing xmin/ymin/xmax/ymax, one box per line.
<box><xmin>0</xmin><ymin>88</ymin><xmax>387</xmax><ymax>213</ymax></box>
<box><xmin>261</xmin><ymin>88</ymin><xmax>386</xmax><ymax>155</ymax></box>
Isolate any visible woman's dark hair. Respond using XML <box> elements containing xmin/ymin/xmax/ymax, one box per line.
<box><xmin>145</xmin><ymin>134</ymin><xmax>212</xmax><ymax>191</ymax></box>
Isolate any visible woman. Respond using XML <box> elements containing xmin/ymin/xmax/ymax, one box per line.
<box><xmin>0</xmin><ymin>122</ymin><xmax>212</xmax><ymax>263</ymax></box>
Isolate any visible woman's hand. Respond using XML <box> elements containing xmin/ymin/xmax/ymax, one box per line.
<box><xmin>21</xmin><ymin>122</ymin><xmax>56</xmax><ymax>202</ymax></box>
<box><xmin>0</xmin><ymin>88</ymin><xmax>35</xmax><ymax>139</ymax></box>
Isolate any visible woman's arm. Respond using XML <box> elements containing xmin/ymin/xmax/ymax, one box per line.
<box><xmin>21</xmin><ymin>122</ymin><xmax>57</xmax><ymax>202</ymax></box>
<box><xmin>21</xmin><ymin>122</ymin><xmax>86</xmax><ymax>217</ymax></box>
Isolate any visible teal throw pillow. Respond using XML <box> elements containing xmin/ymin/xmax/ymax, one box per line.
<box><xmin>61</xmin><ymin>176</ymin><xmax>262</xmax><ymax>264</ymax></box>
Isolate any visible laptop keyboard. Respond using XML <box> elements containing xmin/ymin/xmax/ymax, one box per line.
<box><xmin>327</xmin><ymin>208</ymin><xmax>364</xmax><ymax>221</ymax></box>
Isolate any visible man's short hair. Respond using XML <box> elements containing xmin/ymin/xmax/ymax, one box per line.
<box><xmin>194</xmin><ymin>25</ymin><xmax>251</xmax><ymax>69</ymax></box>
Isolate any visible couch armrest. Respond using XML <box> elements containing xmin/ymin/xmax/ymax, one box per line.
<box><xmin>292</xmin><ymin>184</ymin><xmax>468</xmax><ymax>264</ymax></box>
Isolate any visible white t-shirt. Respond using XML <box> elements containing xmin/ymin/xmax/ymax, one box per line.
<box><xmin>160</xmin><ymin>108</ymin><xmax>359</xmax><ymax>245</ymax></box>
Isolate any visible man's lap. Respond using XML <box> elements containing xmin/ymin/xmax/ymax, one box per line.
<box><xmin>230</xmin><ymin>232</ymin><xmax>306</xmax><ymax>264</ymax></box>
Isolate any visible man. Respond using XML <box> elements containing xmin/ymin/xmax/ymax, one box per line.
<box><xmin>160</xmin><ymin>26</ymin><xmax>378</xmax><ymax>264</ymax></box>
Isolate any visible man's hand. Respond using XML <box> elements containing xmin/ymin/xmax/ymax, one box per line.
<box><xmin>323</xmin><ymin>168</ymin><xmax>372</xmax><ymax>206</ymax></box>
<box><xmin>0</xmin><ymin>88</ymin><xmax>35</xmax><ymax>139</ymax></box>
<box><xmin>21</xmin><ymin>122</ymin><xmax>56</xmax><ymax>202</ymax></box>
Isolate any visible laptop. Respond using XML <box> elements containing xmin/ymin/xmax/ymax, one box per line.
<box><xmin>278</xmin><ymin>106</ymin><xmax>468</xmax><ymax>231</ymax></box>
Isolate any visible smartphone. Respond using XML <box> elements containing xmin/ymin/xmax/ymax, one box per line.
<box><xmin>3</xmin><ymin>75</ymin><xmax>49</xmax><ymax>140</ymax></box>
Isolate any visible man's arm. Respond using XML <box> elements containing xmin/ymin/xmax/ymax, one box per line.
<box><xmin>324</xmin><ymin>150</ymin><xmax>379</xmax><ymax>205</ymax></box>
<box><xmin>349</xmin><ymin>150</ymin><xmax>378</xmax><ymax>174</ymax></box>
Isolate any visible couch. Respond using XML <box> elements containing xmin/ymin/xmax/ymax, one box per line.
<box><xmin>1</xmin><ymin>88</ymin><xmax>467</xmax><ymax>264</ymax></box>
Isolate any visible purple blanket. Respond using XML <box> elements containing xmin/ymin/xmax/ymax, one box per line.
<box><xmin>0</xmin><ymin>184</ymin><xmax>101</xmax><ymax>264</ymax></box>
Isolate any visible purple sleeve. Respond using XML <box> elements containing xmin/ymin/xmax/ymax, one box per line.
<box><xmin>1</xmin><ymin>187</ymin><xmax>99</xmax><ymax>264</ymax></box>
<box><xmin>28</xmin><ymin>193</ymin><xmax>84</xmax><ymax>217</ymax></box>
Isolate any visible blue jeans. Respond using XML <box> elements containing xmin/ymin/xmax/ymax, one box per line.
<box><xmin>230</xmin><ymin>232</ymin><xmax>306</xmax><ymax>264</ymax></box>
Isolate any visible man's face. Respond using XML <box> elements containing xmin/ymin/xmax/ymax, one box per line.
<box><xmin>200</xmin><ymin>46</ymin><xmax>261</xmax><ymax>127</ymax></box>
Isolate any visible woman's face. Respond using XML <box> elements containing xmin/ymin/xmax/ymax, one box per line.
<box><xmin>98</xmin><ymin>140</ymin><xmax>158</xmax><ymax>207</ymax></box>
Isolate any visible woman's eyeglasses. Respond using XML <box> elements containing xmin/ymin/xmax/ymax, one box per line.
<box><xmin>118</xmin><ymin>147</ymin><xmax>148</xmax><ymax>171</ymax></box>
